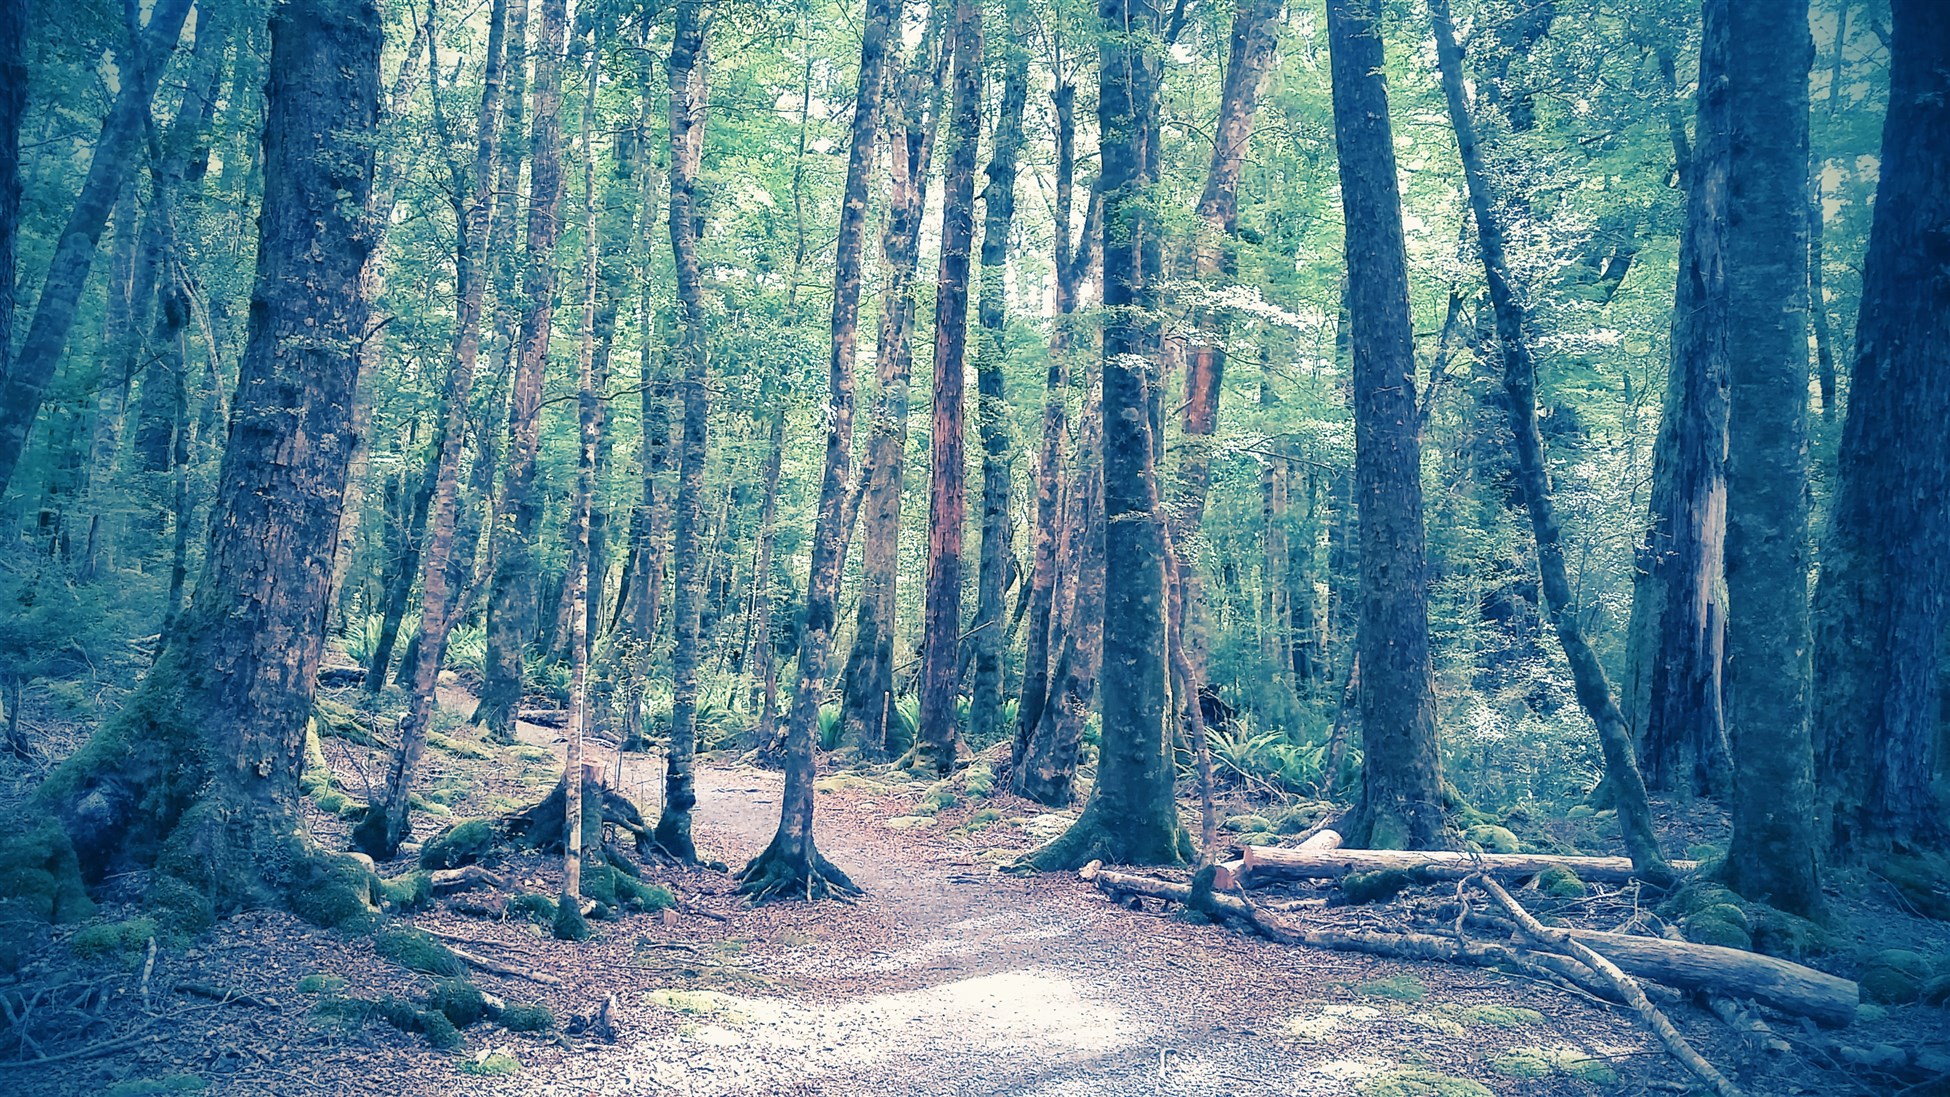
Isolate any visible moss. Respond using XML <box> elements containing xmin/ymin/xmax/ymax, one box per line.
<box><xmin>1463</xmin><ymin>825</ymin><xmax>1521</xmax><ymax>854</ymax></box>
<box><xmin>1354</xmin><ymin>974</ymin><xmax>1428</xmax><ymax>1002</ymax></box>
<box><xmin>295</xmin><ymin>974</ymin><xmax>345</xmax><ymax>995</ymax></box>
<box><xmin>1751</xmin><ymin>907</ymin><xmax>1829</xmax><ymax>961</ymax></box>
<box><xmin>429</xmin><ymin>978</ymin><xmax>489</xmax><ymax>1028</ymax></box>
<box><xmin>0</xmin><ymin>815</ymin><xmax>95</xmax><ymax>970</ymax></box>
<box><xmin>499</xmin><ymin>1001</ymin><xmax>555</xmax><ymax>1032</ymax></box>
<box><xmin>418</xmin><ymin>819</ymin><xmax>500</xmax><ymax>870</ymax></box>
<box><xmin>1222</xmin><ymin>814</ymin><xmax>1274</xmax><ymax>833</ymax></box>
<box><xmin>1456</xmin><ymin>1004</ymin><xmax>1544</xmax><ymax>1027</ymax></box>
<box><xmin>1538</xmin><ymin>865</ymin><xmax>1586</xmax><ymax>899</ymax></box>
<box><xmin>507</xmin><ymin>892</ymin><xmax>557</xmax><ymax>924</ymax></box>
<box><xmin>285</xmin><ymin>843</ymin><xmax>380</xmax><ymax>931</ymax></box>
<box><xmin>71</xmin><ymin>917</ymin><xmax>158</xmax><ymax>965</ymax></box>
<box><xmin>962</xmin><ymin>763</ymin><xmax>995</xmax><ymax>798</ymax></box>
<box><xmin>428</xmin><ymin>731</ymin><xmax>493</xmax><ymax>760</ymax></box>
<box><xmin>552</xmin><ymin>896</ymin><xmax>591</xmax><ymax>941</ymax></box>
<box><xmin>959</xmin><ymin>808</ymin><xmax>1004</xmax><ymax>833</ymax></box>
<box><xmin>1341</xmin><ymin>868</ymin><xmax>1435</xmax><ymax>905</ymax></box>
<box><xmin>1493</xmin><ymin>1046</ymin><xmax>1618</xmax><ymax>1085</ymax></box>
<box><xmin>1565</xmin><ymin>804</ymin><xmax>1597</xmax><ymax>820</ymax></box>
<box><xmin>375</xmin><ymin>927</ymin><xmax>462</xmax><ymax>976</ymax></box>
<box><xmin>1355</xmin><ymin>1067</ymin><xmax>1493</xmax><ymax>1097</ymax></box>
<box><xmin>1879</xmin><ymin>852</ymin><xmax>1950</xmax><ymax>921</ymax></box>
<box><xmin>313</xmin><ymin>789</ymin><xmax>353</xmax><ymax>815</ymax></box>
<box><xmin>103</xmin><ymin>1075</ymin><xmax>205</xmax><ymax>1096</ymax></box>
<box><xmin>1921</xmin><ymin>974</ymin><xmax>1950</xmax><ymax>1007</ymax></box>
<box><xmin>460</xmin><ymin>1052</ymin><xmax>520</xmax><ymax>1076</ymax></box>
<box><xmin>1861</xmin><ymin>949</ymin><xmax>1935</xmax><ymax>1004</ymax></box>
<box><xmin>1680</xmin><ymin>910</ymin><xmax>1753</xmax><ymax>951</ymax></box>
<box><xmin>647</xmin><ymin>988</ymin><xmax>744</xmax><ymax>1019</ymax></box>
<box><xmin>380</xmin><ymin>870</ymin><xmax>432</xmax><ymax>911</ymax></box>
<box><xmin>313</xmin><ymin>993</ymin><xmax>462</xmax><ymax>1048</ymax></box>
<box><xmin>1275</xmin><ymin>802</ymin><xmax>1333</xmax><ymax>834</ymax></box>
<box><xmin>917</xmin><ymin>784</ymin><xmax>960</xmax><ymax>816</ymax></box>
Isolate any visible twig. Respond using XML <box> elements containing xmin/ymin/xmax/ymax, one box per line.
<box><xmin>1473</xmin><ymin>875</ymin><xmax>1744</xmax><ymax>1097</ymax></box>
<box><xmin>0</xmin><ymin>1027</ymin><xmax>156</xmax><ymax>1067</ymax></box>
<box><xmin>447</xmin><ymin>943</ymin><xmax>563</xmax><ymax>985</ymax></box>
<box><xmin>139</xmin><ymin>936</ymin><xmax>157</xmax><ymax>1012</ymax></box>
<box><xmin>174</xmin><ymin>982</ymin><xmax>279</xmax><ymax>1010</ymax></box>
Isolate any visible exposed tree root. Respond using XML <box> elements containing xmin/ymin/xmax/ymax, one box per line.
<box><xmin>737</xmin><ymin>833</ymin><xmax>861</xmax><ymax>904</ymax></box>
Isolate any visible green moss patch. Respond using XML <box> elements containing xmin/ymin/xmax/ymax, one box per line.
<box><xmin>71</xmin><ymin>917</ymin><xmax>157</xmax><ymax>965</ymax></box>
<box><xmin>1538</xmin><ymin>865</ymin><xmax>1586</xmax><ymax>899</ymax></box>
<box><xmin>295</xmin><ymin>973</ymin><xmax>345</xmax><ymax>995</ymax></box>
<box><xmin>375</xmin><ymin>927</ymin><xmax>462</xmax><ymax>976</ymax></box>
<box><xmin>0</xmin><ymin>816</ymin><xmax>95</xmax><ymax>971</ymax></box>
<box><xmin>460</xmin><ymin>1052</ymin><xmax>520</xmax><ymax>1076</ymax></box>
<box><xmin>1463</xmin><ymin>825</ymin><xmax>1520</xmax><ymax>854</ymax></box>
<box><xmin>1492</xmin><ymin>1045</ymin><xmax>1619</xmax><ymax>1085</ymax></box>
<box><xmin>1354</xmin><ymin>974</ymin><xmax>1428</xmax><ymax>1002</ymax></box>
<box><xmin>429</xmin><ymin>978</ymin><xmax>490</xmax><ymax>1028</ymax></box>
<box><xmin>312</xmin><ymin>993</ymin><xmax>462</xmax><ymax>1048</ymax></box>
<box><xmin>646</xmin><ymin>988</ymin><xmax>746</xmax><ymax>1021</ymax></box>
<box><xmin>1355</xmin><ymin>1067</ymin><xmax>1493</xmax><ymax>1097</ymax></box>
<box><xmin>418</xmin><ymin>819</ymin><xmax>500</xmax><ymax>870</ymax></box>
<box><xmin>1861</xmin><ymin>949</ymin><xmax>1937</xmax><ymax>1005</ymax></box>
<box><xmin>380</xmin><ymin>870</ymin><xmax>432</xmax><ymax>911</ymax></box>
<box><xmin>1341</xmin><ymin>868</ymin><xmax>1438</xmax><ymax>905</ymax></box>
<box><xmin>507</xmin><ymin>892</ymin><xmax>557</xmax><ymax>924</ymax></box>
<box><xmin>500</xmin><ymin>1001</ymin><xmax>555</xmax><ymax>1032</ymax></box>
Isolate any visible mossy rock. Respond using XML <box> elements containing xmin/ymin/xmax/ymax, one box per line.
<box><xmin>1354</xmin><ymin>974</ymin><xmax>1428</xmax><ymax>1002</ymax></box>
<box><xmin>1750</xmin><ymin>907</ymin><xmax>1829</xmax><ymax>961</ymax></box>
<box><xmin>507</xmin><ymin>892</ymin><xmax>557</xmax><ymax>924</ymax></box>
<box><xmin>460</xmin><ymin>1052</ymin><xmax>520</xmax><ymax>1076</ymax></box>
<box><xmin>1921</xmin><ymin>973</ymin><xmax>1950</xmax><ymax>1007</ymax></box>
<box><xmin>0</xmin><ymin>815</ymin><xmax>95</xmax><ymax>971</ymax></box>
<box><xmin>1222</xmin><ymin>814</ymin><xmax>1274</xmax><ymax>834</ymax></box>
<box><xmin>1565</xmin><ymin>804</ymin><xmax>1597</xmax><ymax>820</ymax></box>
<box><xmin>295</xmin><ymin>973</ymin><xmax>346</xmax><ymax>995</ymax></box>
<box><xmin>1537</xmin><ymin>866</ymin><xmax>1586</xmax><ymax>899</ymax></box>
<box><xmin>380</xmin><ymin>871</ymin><xmax>432</xmax><ymax>911</ymax></box>
<box><xmin>1861</xmin><ymin>949</ymin><xmax>1936</xmax><ymax>1004</ymax></box>
<box><xmin>71</xmin><ymin>917</ymin><xmax>158</xmax><ymax>966</ymax></box>
<box><xmin>282</xmin><ymin>842</ymin><xmax>380</xmax><ymax>931</ymax></box>
<box><xmin>1659</xmin><ymin>879</ymin><xmax>1740</xmax><ymax>922</ymax></box>
<box><xmin>958</xmin><ymin>808</ymin><xmax>1004</xmax><ymax>833</ymax></box>
<box><xmin>428</xmin><ymin>978</ymin><xmax>489</xmax><ymax>1028</ymax></box>
<box><xmin>1879</xmin><ymin>852</ymin><xmax>1950</xmax><ymax>921</ymax></box>
<box><xmin>374</xmin><ymin>927</ymin><xmax>462</xmax><ymax>976</ymax></box>
<box><xmin>103</xmin><ymin>1075</ymin><xmax>205</xmax><ymax>1096</ymax></box>
<box><xmin>1680</xmin><ymin>910</ymin><xmax>1754</xmax><ymax>951</ymax></box>
<box><xmin>961</xmin><ymin>763</ymin><xmax>995</xmax><ymax>798</ymax></box>
<box><xmin>1274</xmin><ymin>801</ymin><xmax>1333</xmax><ymax>834</ymax></box>
<box><xmin>1341</xmin><ymin>867</ymin><xmax>1435</xmax><ymax>905</ymax></box>
<box><xmin>418</xmin><ymin>819</ymin><xmax>500</xmax><ymax>870</ymax></box>
<box><xmin>1492</xmin><ymin>1046</ymin><xmax>1618</xmax><ymax>1084</ymax></box>
<box><xmin>552</xmin><ymin>897</ymin><xmax>591</xmax><ymax>941</ymax></box>
<box><xmin>1463</xmin><ymin>825</ymin><xmax>1520</xmax><ymax>854</ymax></box>
<box><xmin>499</xmin><ymin>1001</ymin><xmax>555</xmax><ymax>1032</ymax></box>
<box><xmin>578</xmin><ymin>861</ymin><xmax>673</xmax><ymax>913</ymax></box>
<box><xmin>313</xmin><ymin>993</ymin><xmax>463</xmax><ymax>1048</ymax></box>
<box><xmin>1355</xmin><ymin>1067</ymin><xmax>1492</xmax><ymax>1097</ymax></box>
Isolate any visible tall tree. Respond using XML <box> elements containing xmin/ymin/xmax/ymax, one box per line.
<box><xmin>0</xmin><ymin>0</ymin><xmax>22</xmax><ymax>404</ymax></box>
<box><xmin>356</xmin><ymin>0</ymin><xmax>510</xmax><ymax>859</ymax></box>
<box><xmin>1630</xmin><ymin>8</ymin><xmax>1731</xmax><ymax>798</ymax></box>
<box><xmin>969</xmin><ymin>0</ymin><xmax>1029</xmax><ymax>760</ymax></box>
<box><xmin>1330</xmin><ymin>0</ymin><xmax>1444</xmax><ymax>852</ymax></box>
<box><xmin>476</xmin><ymin>0</ymin><xmax>570</xmax><ymax>739</ymax></box>
<box><xmin>1719</xmin><ymin>0</ymin><xmax>1822</xmax><ymax>915</ymax></box>
<box><xmin>0</xmin><ymin>0</ymin><xmax>195</xmax><ymax>498</ymax></box>
<box><xmin>739</xmin><ymin>0</ymin><xmax>900</xmax><ymax>901</ymax></box>
<box><xmin>48</xmin><ymin>0</ymin><xmax>383</xmax><ymax>920</ymax></box>
<box><xmin>655</xmin><ymin>0</ymin><xmax>709</xmax><ymax>863</ymax></box>
<box><xmin>916</xmin><ymin>0</ymin><xmax>984</xmax><ymax>776</ymax></box>
<box><xmin>840</xmin><ymin>6</ymin><xmax>951</xmax><ymax>757</ymax></box>
<box><xmin>1813</xmin><ymin>0</ymin><xmax>1950</xmax><ymax>858</ymax></box>
<box><xmin>1023</xmin><ymin>0</ymin><xmax>1187</xmax><ymax>869</ymax></box>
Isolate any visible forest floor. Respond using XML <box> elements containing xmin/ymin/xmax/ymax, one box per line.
<box><xmin>6</xmin><ymin>681</ymin><xmax>1947</xmax><ymax>1097</ymax></box>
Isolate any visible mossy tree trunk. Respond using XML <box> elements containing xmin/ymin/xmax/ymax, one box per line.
<box><xmin>49</xmin><ymin>0</ymin><xmax>384</xmax><ymax>929</ymax></box>
<box><xmin>1328</xmin><ymin>0</ymin><xmax>1446</xmax><ymax>852</ymax></box>
<box><xmin>739</xmin><ymin>0</ymin><xmax>896</xmax><ymax>901</ymax></box>
<box><xmin>1025</xmin><ymin>0</ymin><xmax>1189</xmax><ymax>870</ymax></box>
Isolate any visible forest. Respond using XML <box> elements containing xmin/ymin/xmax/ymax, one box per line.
<box><xmin>0</xmin><ymin>0</ymin><xmax>1946</xmax><ymax>1092</ymax></box>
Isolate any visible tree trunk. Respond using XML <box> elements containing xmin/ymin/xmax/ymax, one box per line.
<box><xmin>0</xmin><ymin>0</ymin><xmax>195</xmax><ymax>498</ymax></box>
<box><xmin>839</xmin><ymin>8</ymin><xmax>951</xmax><ymax>758</ymax></box>
<box><xmin>50</xmin><ymin>0</ymin><xmax>383</xmax><ymax>926</ymax></box>
<box><xmin>1813</xmin><ymin>0</ymin><xmax>1950</xmax><ymax>859</ymax></box>
<box><xmin>1329</xmin><ymin>0</ymin><xmax>1446</xmax><ymax>852</ymax></box>
<box><xmin>1024</xmin><ymin>0</ymin><xmax>1186</xmax><ymax>869</ymax></box>
<box><xmin>1718</xmin><ymin>0</ymin><xmax>1822</xmax><ymax>916</ymax></box>
<box><xmin>0</xmin><ymin>0</ymin><xmax>21</xmax><ymax>423</ymax></box>
<box><xmin>1633</xmin><ymin>0</ymin><xmax>1731</xmax><ymax>799</ymax></box>
<box><xmin>655</xmin><ymin>0</ymin><xmax>709</xmax><ymax>864</ymax></box>
<box><xmin>739</xmin><ymin>0</ymin><xmax>898</xmax><ymax>901</ymax></box>
<box><xmin>363</xmin><ymin>439</ymin><xmax>438</xmax><ymax>691</ymax></box>
<box><xmin>354</xmin><ymin>0</ymin><xmax>509</xmax><ymax>859</ymax></box>
<box><xmin>970</xmin><ymin>0</ymin><xmax>1028</xmax><ymax>759</ymax></box>
<box><xmin>917</xmin><ymin>0</ymin><xmax>984</xmax><ymax>777</ymax></box>
<box><xmin>476</xmin><ymin>0</ymin><xmax>570</xmax><ymax>740</ymax></box>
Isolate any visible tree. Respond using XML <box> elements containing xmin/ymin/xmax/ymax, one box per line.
<box><xmin>1629</xmin><ymin>3</ymin><xmax>1731</xmax><ymax>800</ymax></box>
<box><xmin>969</xmin><ymin>0</ymin><xmax>1029</xmax><ymax>760</ymax></box>
<box><xmin>0</xmin><ymin>0</ymin><xmax>195</xmax><ymax>499</ymax></box>
<box><xmin>1813</xmin><ymin>0</ymin><xmax>1950</xmax><ymax>858</ymax></box>
<box><xmin>45</xmin><ymin>0</ymin><xmax>383</xmax><ymax>924</ymax></box>
<box><xmin>656</xmin><ymin>0</ymin><xmax>710</xmax><ymax>863</ymax></box>
<box><xmin>355</xmin><ymin>0</ymin><xmax>510</xmax><ymax>860</ymax></box>
<box><xmin>738</xmin><ymin>0</ymin><xmax>900</xmax><ymax>901</ymax></box>
<box><xmin>916</xmin><ymin>0</ymin><xmax>984</xmax><ymax>776</ymax></box>
<box><xmin>1428</xmin><ymin>0</ymin><xmax>1670</xmax><ymax>879</ymax></box>
<box><xmin>1330</xmin><ymin>0</ymin><xmax>1444</xmax><ymax>852</ymax></box>
<box><xmin>1720</xmin><ymin>0</ymin><xmax>1822</xmax><ymax>916</ymax></box>
<box><xmin>1022</xmin><ymin>0</ymin><xmax>1188</xmax><ymax>870</ymax></box>
<box><xmin>476</xmin><ymin>0</ymin><xmax>570</xmax><ymax>740</ymax></box>
<box><xmin>0</xmin><ymin>0</ymin><xmax>21</xmax><ymax>408</ymax></box>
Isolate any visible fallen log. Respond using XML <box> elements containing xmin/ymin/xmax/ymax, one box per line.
<box><xmin>1240</xmin><ymin>844</ymin><xmax>1697</xmax><ymax>886</ymax></box>
<box><xmin>430</xmin><ymin>865</ymin><xmax>507</xmax><ymax>894</ymax></box>
<box><xmin>1082</xmin><ymin>863</ymin><xmax>1857</xmax><ymax>1025</ymax></box>
<box><xmin>1215</xmin><ymin>828</ymin><xmax>1343</xmax><ymax>890</ymax></box>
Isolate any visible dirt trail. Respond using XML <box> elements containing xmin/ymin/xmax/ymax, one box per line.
<box><xmin>501</xmin><ymin>765</ymin><xmax>1667</xmax><ymax>1097</ymax></box>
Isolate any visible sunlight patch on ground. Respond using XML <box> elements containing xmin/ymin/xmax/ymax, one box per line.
<box><xmin>577</xmin><ymin>967</ymin><xmax>1140</xmax><ymax>1096</ymax></box>
<box><xmin>1284</xmin><ymin>1003</ymin><xmax>1384</xmax><ymax>1041</ymax></box>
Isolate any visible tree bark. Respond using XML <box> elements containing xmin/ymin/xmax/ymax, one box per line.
<box><xmin>476</xmin><ymin>0</ymin><xmax>570</xmax><ymax>740</ymax></box>
<box><xmin>1719</xmin><ymin>0</ymin><xmax>1822</xmax><ymax>917</ymax></box>
<box><xmin>1329</xmin><ymin>0</ymin><xmax>1445</xmax><ymax>852</ymax></box>
<box><xmin>0</xmin><ymin>0</ymin><xmax>21</xmax><ymax>419</ymax></box>
<box><xmin>916</xmin><ymin>0</ymin><xmax>984</xmax><ymax>777</ymax></box>
<box><xmin>1428</xmin><ymin>0</ymin><xmax>1669</xmax><ymax>881</ymax></box>
<box><xmin>50</xmin><ymin>0</ymin><xmax>383</xmax><ymax>924</ymax></box>
<box><xmin>739</xmin><ymin>0</ymin><xmax>899</xmax><ymax>901</ymax></box>
<box><xmin>1023</xmin><ymin>0</ymin><xmax>1187</xmax><ymax>869</ymax></box>
<box><xmin>1813</xmin><ymin>0</ymin><xmax>1950</xmax><ymax>858</ymax></box>
<box><xmin>354</xmin><ymin>0</ymin><xmax>509</xmax><ymax>859</ymax></box>
<box><xmin>0</xmin><ymin>0</ymin><xmax>195</xmax><ymax>498</ymax></box>
<box><xmin>1632</xmin><ymin>0</ymin><xmax>1731</xmax><ymax>799</ymax></box>
<box><xmin>969</xmin><ymin>0</ymin><xmax>1028</xmax><ymax>760</ymax></box>
<box><xmin>655</xmin><ymin>0</ymin><xmax>709</xmax><ymax>864</ymax></box>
